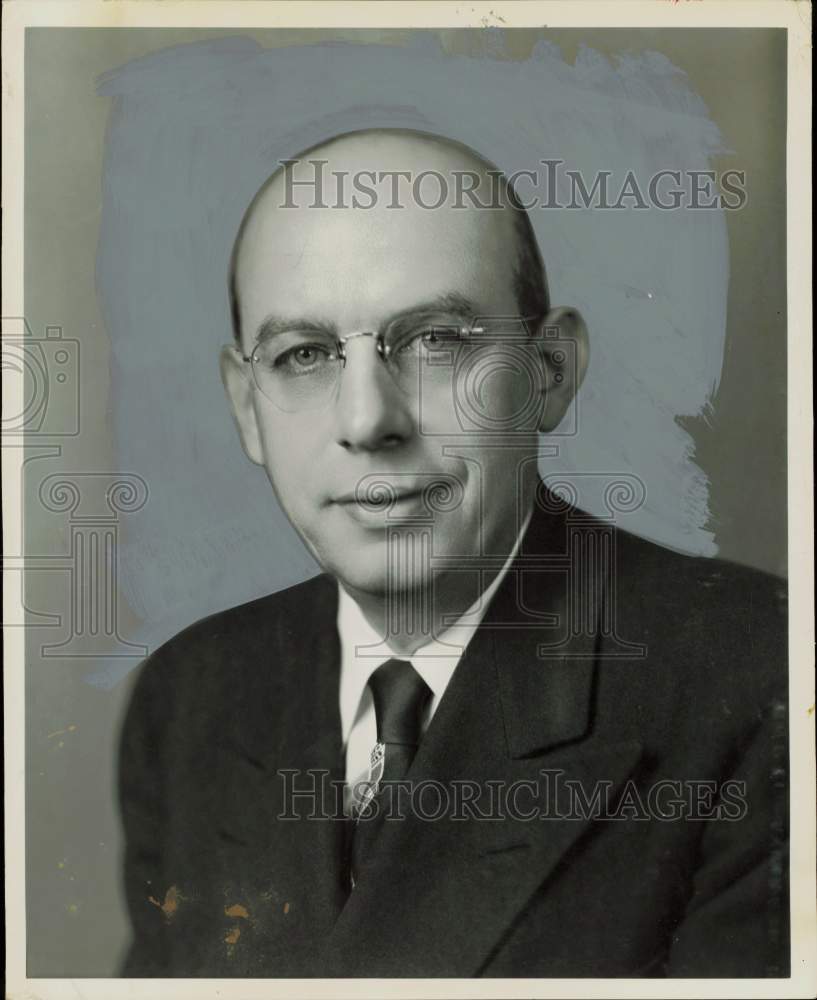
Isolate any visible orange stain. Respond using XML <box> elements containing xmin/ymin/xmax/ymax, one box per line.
<box><xmin>148</xmin><ymin>885</ymin><xmax>179</xmax><ymax>919</ymax></box>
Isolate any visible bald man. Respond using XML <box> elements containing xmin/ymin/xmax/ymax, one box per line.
<box><xmin>119</xmin><ymin>129</ymin><xmax>788</xmax><ymax>979</ymax></box>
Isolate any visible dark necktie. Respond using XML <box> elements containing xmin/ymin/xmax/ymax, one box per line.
<box><xmin>348</xmin><ymin>657</ymin><xmax>432</xmax><ymax>887</ymax></box>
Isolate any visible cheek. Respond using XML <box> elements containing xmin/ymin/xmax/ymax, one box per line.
<box><xmin>442</xmin><ymin>347</ymin><xmax>543</xmax><ymax>432</ymax></box>
<box><xmin>255</xmin><ymin>414</ymin><xmax>318</xmax><ymax>501</ymax></box>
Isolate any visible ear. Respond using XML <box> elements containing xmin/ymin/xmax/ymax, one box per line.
<box><xmin>219</xmin><ymin>344</ymin><xmax>265</xmax><ymax>466</ymax></box>
<box><xmin>535</xmin><ymin>306</ymin><xmax>590</xmax><ymax>433</ymax></box>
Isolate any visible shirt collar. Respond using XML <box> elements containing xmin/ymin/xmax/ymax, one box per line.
<box><xmin>337</xmin><ymin>507</ymin><xmax>532</xmax><ymax>743</ymax></box>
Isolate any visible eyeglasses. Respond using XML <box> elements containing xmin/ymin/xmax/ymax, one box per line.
<box><xmin>240</xmin><ymin>315</ymin><xmax>540</xmax><ymax>412</ymax></box>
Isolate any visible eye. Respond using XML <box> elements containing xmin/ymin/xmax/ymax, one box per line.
<box><xmin>255</xmin><ymin>340</ymin><xmax>335</xmax><ymax>377</ymax></box>
<box><xmin>396</xmin><ymin>326</ymin><xmax>462</xmax><ymax>355</ymax></box>
<box><xmin>278</xmin><ymin>344</ymin><xmax>332</xmax><ymax>370</ymax></box>
<box><xmin>285</xmin><ymin>345</ymin><xmax>322</xmax><ymax>366</ymax></box>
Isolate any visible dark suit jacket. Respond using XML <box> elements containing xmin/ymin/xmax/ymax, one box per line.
<box><xmin>118</xmin><ymin>498</ymin><xmax>789</xmax><ymax>977</ymax></box>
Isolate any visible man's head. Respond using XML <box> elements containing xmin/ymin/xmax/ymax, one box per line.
<box><xmin>221</xmin><ymin>129</ymin><xmax>588</xmax><ymax>599</ymax></box>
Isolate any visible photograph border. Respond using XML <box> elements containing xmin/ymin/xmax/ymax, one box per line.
<box><xmin>3</xmin><ymin>2</ymin><xmax>813</xmax><ymax>998</ymax></box>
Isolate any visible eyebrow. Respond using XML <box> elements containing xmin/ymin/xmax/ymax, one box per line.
<box><xmin>253</xmin><ymin>292</ymin><xmax>479</xmax><ymax>346</ymax></box>
<box><xmin>387</xmin><ymin>292</ymin><xmax>478</xmax><ymax>328</ymax></box>
<box><xmin>255</xmin><ymin>315</ymin><xmax>336</xmax><ymax>345</ymax></box>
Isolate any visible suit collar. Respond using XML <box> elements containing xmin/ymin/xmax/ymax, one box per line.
<box><xmin>220</xmin><ymin>573</ymin><xmax>343</xmax><ymax>772</ymax></box>
<box><xmin>488</xmin><ymin>493</ymin><xmax>598</xmax><ymax>757</ymax></box>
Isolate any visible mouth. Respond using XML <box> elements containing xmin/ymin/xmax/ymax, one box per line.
<box><xmin>330</xmin><ymin>486</ymin><xmax>429</xmax><ymax>525</ymax></box>
<box><xmin>332</xmin><ymin>487</ymin><xmax>424</xmax><ymax>506</ymax></box>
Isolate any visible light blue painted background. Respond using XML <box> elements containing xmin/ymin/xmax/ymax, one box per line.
<box><xmin>97</xmin><ymin>34</ymin><xmax>731</xmax><ymax>681</ymax></box>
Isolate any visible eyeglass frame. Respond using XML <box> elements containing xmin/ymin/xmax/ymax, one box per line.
<box><xmin>240</xmin><ymin>325</ymin><xmax>486</xmax><ymax>368</ymax></box>
<box><xmin>238</xmin><ymin>314</ymin><xmax>548</xmax><ymax>368</ymax></box>
<box><xmin>235</xmin><ymin>315</ymin><xmax>551</xmax><ymax>415</ymax></box>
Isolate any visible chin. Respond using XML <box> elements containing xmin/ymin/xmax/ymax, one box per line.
<box><xmin>334</xmin><ymin>566</ymin><xmax>391</xmax><ymax>598</ymax></box>
<box><xmin>333</xmin><ymin>554</ymin><xmax>434</xmax><ymax>600</ymax></box>
<box><xmin>307</xmin><ymin>520</ymin><xmax>453</xmax><ymax>596</ymax></box>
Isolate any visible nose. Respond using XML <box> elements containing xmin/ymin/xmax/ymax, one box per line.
<box><xmin>334</xmin><ymin>335</ymin><xmax>414</xmax><ymax>452</ymax></box>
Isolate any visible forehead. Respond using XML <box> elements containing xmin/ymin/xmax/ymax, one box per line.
<box><xmin>233</xmin><ymin>137</ymin><xmax>521</xmax><ymax>335</ymax></box>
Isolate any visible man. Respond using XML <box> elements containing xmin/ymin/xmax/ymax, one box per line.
<box><xmin>119</xmin><ymin>128</ymin><xmax>788</xmax><ymax>978</ymax></box>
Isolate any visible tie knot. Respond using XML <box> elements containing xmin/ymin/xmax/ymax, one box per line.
<box><xmin>368</xmin><ymin>657</ymin><xmax>432</xmax><ymax>747</ymax></box>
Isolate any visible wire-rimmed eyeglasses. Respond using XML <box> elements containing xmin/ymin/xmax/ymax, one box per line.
<box><xmin>240</xmin><ymin>315</ymin><xmax>540</xmax><ymax>413</ymax></box>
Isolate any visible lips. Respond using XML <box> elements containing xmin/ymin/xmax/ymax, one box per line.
<box><xmin>331</xmin><ymin>485</ymin><xmax>430</xmax><ymax>526</ymax></box>
<box><xmin>332</xmin><ymin>488</ymin><xmax>423</xmax><ymax>506</ymax></box>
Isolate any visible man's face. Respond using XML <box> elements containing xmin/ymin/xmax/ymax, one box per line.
<box><xmin>226</xmin><ymin>137</ymin><xmax>545</xmax><ymax>598</ymax></box>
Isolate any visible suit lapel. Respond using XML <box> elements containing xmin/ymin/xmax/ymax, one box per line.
<box><xmin>321</xmin><ymin>501</ymin><xmax>643</xmax><ymax>976</ymax></box>
<box><xmin>214</xmin><ymin>576</ymin><xmax>347</xmax><ymax>971</ymax></box>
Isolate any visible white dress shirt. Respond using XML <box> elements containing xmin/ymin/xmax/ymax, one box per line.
<box><xmin>337</xmin><ymin>508</ymin><xmax>532</xmax><ymax>792</ymax></box>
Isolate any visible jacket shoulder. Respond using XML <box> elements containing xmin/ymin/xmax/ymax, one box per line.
<box><xmin>612</xmin><ymin>525</ymin><xmax>787</xmax><ymax>624</ymax></box>
<box><xmin>605</xmin><ymin>525</ymin><xmax>788</xmax><ymax>717</ymax></box>
<box><xmin>122</xmin><ymin>572</ymin><xmax>336</xmax><ymax>713</ymax></box>
<box><xmin>615</xmin><ymin>523</ymin><xmax>784</xmax><ymax>583</ymax></box>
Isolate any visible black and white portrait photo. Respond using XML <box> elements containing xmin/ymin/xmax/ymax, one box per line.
<box><xmin>3</xmin><ymin>3</ymin><xmax>814</xmax><ymax>998</ymax></box>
